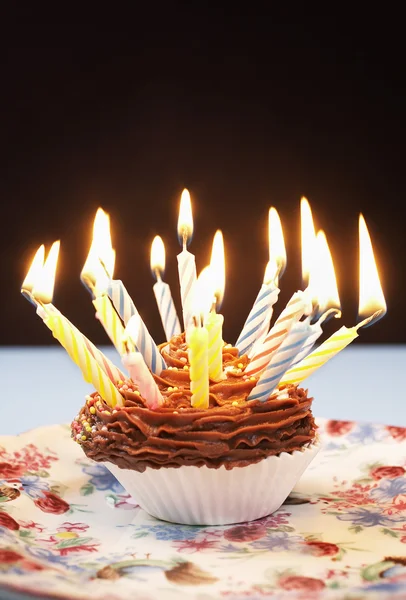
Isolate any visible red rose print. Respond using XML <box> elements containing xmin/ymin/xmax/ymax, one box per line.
<box><xmin>386</xmin><ymin>426</ymin><xmax>406</xmax><ymax>441</ymax></box>
<box><xmin>371</xmin><ymin>466</ymin><xmax>406</xmax><ymax>480</ymax></box>
<box><xmin>0</xmin><ymin>549</ymin><xmax>23</xmax><ymax>563</ymax></box>
<box><xmin>0</xmin><ymin>511</ymin><xmax>20</xmax><ymax>530</ymax></box>
<box><xmin>0</xmin><ymin>462</ymin><xmax>24</xmax><ymax>479</ymax></box>
<box><xmin>34</xmin><ymin>492</ymin><xmax>69</xmax><ymax>514</ymax></box>
<box><xmin>326</xmin><ymin>420</ymin><xmax>354</xmax><ymax>436</ymax></box>
<box><xmin>224</xmin><ymin>523</ymin><xmax>267</xmax><ymax>543</ymax></box>
<box><xmin>279</xmin><ymin>575</ymin><xmax>326</xmax><ymax>591</ymax></box>
<box><xmin>305</xmin><ymin>541</ymin><xmax>340</xmax><ymax>557</ymax></box>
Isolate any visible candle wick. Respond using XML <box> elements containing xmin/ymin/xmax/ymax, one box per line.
<box><xmin>99</xmin><ymin>258</ymin><xmax>111</xmax><ymax>279</ymax></box>
<box><xmin>155</xmin><ymin>269</ymin><xmax>162</xmax><ymax>283</ymax></box>
<box><xmin>317</xmin><ymin>307</ymin><xmax>342</xmax><ymax>326</ymax></box>
<box><xmin>355</xmin><ymin>309</ymin><xmax>383</xmax><ymax>331</ymax></box>
<box><xmin>182</xmin><ymin>230</ymin><xmax>188</xmax><ymax>250</ymax></box>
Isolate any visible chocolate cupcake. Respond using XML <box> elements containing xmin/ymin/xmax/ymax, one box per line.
<box><xmin>72</xmin><ymin>334</ymin><xmax>319</xmax><ymax>525</ymax></box>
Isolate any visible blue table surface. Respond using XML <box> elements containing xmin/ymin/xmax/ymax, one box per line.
<box><xmin>0</xmin><ymin>345</ymin><xmax>405</xmax><ymax>436</ymax></box>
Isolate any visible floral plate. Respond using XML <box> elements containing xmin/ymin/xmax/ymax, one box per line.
<box><xmin>2</xmin><ymin>419</ymin><xmax>406</xmax><ymax>600</ymax></box>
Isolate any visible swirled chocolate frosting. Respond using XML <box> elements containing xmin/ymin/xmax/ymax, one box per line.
<box><xmin>72</xmin><ymin>334</ymin><xmax>316</xmax><ymax>471</ymax></box>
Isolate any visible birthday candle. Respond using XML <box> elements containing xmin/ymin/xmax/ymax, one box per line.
<box><xmin>107</xmin><ymin>279</ymin><xmax>137</xmax><ymax>325</ymax></box>
<box><xmin>189</xmin><ymin>324</ymin><xmax>209</xmax><ymax>408</ymax></box>
<box><xmin>177</xmin><ymin>189</ymin><xmax>197</xmax><ymax>333</ymax></box>
<box><xmin>236</xmin><ymin>262</ymin><xmax>280</xmax><ymax>357</ymax></box>
<box><xmin>122</xmin><ymin>350</ymin><xmax>163</xmax><ymax>409</ymax></box>
<box><xmin>248</xmin><ymin>318</ymin><xmax>314</xmax><ymax>401</ymax></box>
<box><xmin>205</xmin><ymin>310</ymin><xmax>224</xmax><ymax>381</ymax></box>
<box><xmin>93</xmin><ymin>294</ymin><xmax>125</xmax><ymax>353</ymax></box>
<box><xmin>205</xmin><ymin>231</ymin><xmax>226</xmax><ymax>381</ymax></box>
<box><xmin>46</xmin><ymin>312</ymin><xmax>123</xmax><ymax>408</ymax></box>
<box><xmin>40</xmin><ymin>305</ymin><xmax>125</xmax><ymax>385</ymax></box>
<box><xmin>188</xmin><ymin>267</ymin><xmax>212</xmax><ymax>408</ymax></box>
<box><xmin>246</xmin><ymin>291</ymin><xmax>309</xmax><ymax>376</ymax></box>
<box><xmin>150</xmin><ymin>235</ymin><xmax>181</xmax><ymax>341</ymax></box>
<box><xmin>236</xmin><ymin>207</ymin><xmax>286</xmax><ymax>356</ymax></box>
<box><xmin>118</xmin><ymin>310</ymin><xmax>166</xmax><ymax>375</ymax></box>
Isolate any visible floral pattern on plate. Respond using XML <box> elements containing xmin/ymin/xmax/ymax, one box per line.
<box><xmin>1</xmin><ymin>419</ymin><xmax>406</xmax><ymax>599</ymax></box>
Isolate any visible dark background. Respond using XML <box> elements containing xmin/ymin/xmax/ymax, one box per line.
<box><xmin>1</xmin><ymin>12</ymin><xmax>405</xmax><ymax>346</ymax></box>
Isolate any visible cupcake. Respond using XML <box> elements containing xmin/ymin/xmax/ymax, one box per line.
<box><xmin>71</xmin><ymin>333</ymin><xmax>319</xmax><ymax>525</ymax></box>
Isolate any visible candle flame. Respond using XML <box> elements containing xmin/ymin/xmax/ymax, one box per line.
<box><xmin>177</xmin><ymin>189</ymin><xmax>194</xmax><ymax>246</ymax></box>
<box><xmin>301</xmin><ymin>197</ymin><xmax>316</xmax><ymax>286</ymax></box>
<box><xmin>358</xmin><ymin>214</ymin><xmax>386</xmax><ymax>323</ymax></box>
<box><xmin>150</xmin><ymin>235</ymin><xmax>165</xmax><ymax>278</ymax></box>
<box><xmin>32</xmin><ymin>241</ymin><xmax>60</xmax><ymax>304</ymax></box>
<box><xmin>81</xmin><ymin>208</ymin><xmax>115</xmax><ymax>291</ymax></box>
<box><xmin>191</xmin><ymin>266</ymin><xmax>215</xmax><ymax>323</ymax></box>
<box><xmin>123</xmin><ymin>314</ymin><xmax>139</xmax><ymax>349</ymax></box>
<box><xmin>268</xmin><ymin>207</ymin><xmax>286</xmax><ymax>280</ymax></box>
<box><xmin>22</xmin><ymin>244</ymin><xmax>45</xmax><ymax>293</ymax></box>
<box><xmin>210</xmin><ymin>230</ymin><xmax>225</xmax><ymax>309</ymax></box>
<box><xmin>309</xmin><ymin>231</ymin><xmax>341</xmax><ymax>316</ymax></box>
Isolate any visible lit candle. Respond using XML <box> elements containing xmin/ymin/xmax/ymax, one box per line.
<box><xmin>26</xmin><ymin>242</ymin><xmax>123</xmax><ymax>408</ymax></box>
<box><xmin>21</xmin><ymin>245</ymin><xmax>45</xmax><ymax>305</ymax></box>
<box><xmin>150</xmin><ymin>235</ymin><xmax>181</xmax><ymax>341</ymax></box>
<box><xmin>236</xmin><ymin>208</ymin><xmax>285</xmax><ymax>356</ymax></box>
<box><xmin>245</xmin><ymin>291</ymin><xmax>310</xmax><ymax>376</ymax></box>
<box><xmin>177</xmin><ymin>189</ymin><xmax>197</xmax><ymax>334</ymax></box>
<box><xmin>290</xmin><ymin>230</ymin><xmax>341</xmax><ymax>366</ymax></box>
<box><xmin>280</xmin><ymin>214</ymin><xmax>386</xmax><ymax>386</ymax></box>
<box><xmin>82</xmin><ymin>209</ymin><xmax>166</xmax><ymax>373</ymax></box>
<box><xmin>189</xmin><ymin>267</ymin><xmax>212</xmax><ymax>408</ymax></box>
<box><xmin>205</xmin><ymin>231</ymin><xmax>225</xmax><ymax>381</ymax></box>
<box><xmin>122</xmin><ymin>318</ymin><xmax>163</xmax><ymax>409</ymax></box>
<box><xmin>81</xmin><ymin>208</ymin><xmax>125</xmax><ymax>353</ymax></box>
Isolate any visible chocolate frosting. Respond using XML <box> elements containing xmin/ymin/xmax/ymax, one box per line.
<box><xmin>73</xmin><ymin>334</ymin><xmax>316</xmax><ymax>472</ymax></box>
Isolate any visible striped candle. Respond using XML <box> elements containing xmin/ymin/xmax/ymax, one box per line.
<box><xmin>248</xmin><ymin>319</ymin><xmax>314</xmax><ymax>401</ymax></box>
<box><xmin>151</xmin><ymin>235</ymin><xmax>181</xmax><ymax>342</ymax></box>
<box><xmin>177</xmin><ymin>249</ymin><xmax>197</xmax><ymax>332</ymax></box>
<box><xmin>107</xmin><ymin>280</ymin><xmax>137</xmax><ymax>325</ymax></box>
<box><xmin>287</xmin><ymin>316</ymin><xmax>322</xmax><ymax>367</ymax></box>
<box><xmin>188</xmin><ymin>324</ymin><xmax>209</xmax><ymax>408</ymax></box>
<box><xmin>205</xmin><ymin>310</ymin><xmax>224</xmax><ymax>381</ymax></box>
<box><xmin>279</xmin><ymin>325</ymin><xmax>359</xmax><ymax>386</ymax></box>
<box><xmin>235</xmin><ymin>277</ymin><xmax>280</xmax><ymax>357</ymax></box>
<box><xmin>36</xmin><ymin>303</ymin><xmax>125</xmax><ymax>385</ymax></box>
<box><xmin>245</xmin><ymin>291</ymin><xmax>308</xmax><ymax>376</ymax></box>
<box><xmin>93</xmin><ymin>294</ymin><xmax>125</xmax><ymax>354</ymax></box>
<box><xmin>45</xmin><ymin>312</ymin><xmax>124</xmax><ymax>408</ymax></box>
<box><xmin>153</xmin><ymin>279</ymin><xmax>181</xmax><ymax>341</ymax></box>
<box><xmin>122</xmin><ymin>351</ymin><xmax>163</xmax><ymax>409</ymax></box>
<box><xmin>107</xmin><ymin>280</ymin><xmax>166</xmax><ymax>374</ymax></box>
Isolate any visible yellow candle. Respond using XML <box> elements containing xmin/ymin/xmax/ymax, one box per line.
<box><xmin>279</xmin><ymin>325</ymin><xmax>358</xmax><ymax>386</ymax></box>
<box><xmin>205</xmin><ymin>310</ymin><xmax>224</xmax><ymax>381</ymax></box>
<box><xmin>188</xmin><ymin>324</ymin><xmax>209</xmax><ymax>408</ymax></box>
<box><xmin>93</xmin><ymin>294</ymin><xmax>125</xmax><ymax>353</ymax></box>
<box><xmin>46</xmin><ymin>312</ymin><xmax>123</xmax><ymax>408</ymax></box>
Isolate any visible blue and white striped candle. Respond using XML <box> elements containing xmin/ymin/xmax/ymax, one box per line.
<box><xmin>235</xmin><ymin>262</ymin><xmax>280</xmax><ymax>357</ymax></box>
<box><xmin>151</xmin><ymin>235</ymin><xmax>181</xmax><ymax>342</ymax></box>
<box><xmin>177</xmin><ymin>189</ymin><xmax>197</xmax><ymax>333</ymax></box>
<box><xmin>107</xmin><ymin>279</ymin><xmax>167</xmax><ymax>374</ymax></box>
<box><xmin>248</xmin><ymin>318</ymin><xmax>314</xmax><ymax>402</ymax></box>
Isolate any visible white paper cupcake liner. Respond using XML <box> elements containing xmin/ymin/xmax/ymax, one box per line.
<box><xmin>106</xmin><ymin>440</ymin><xmax>320</xmax><ymax>525</ymax></box>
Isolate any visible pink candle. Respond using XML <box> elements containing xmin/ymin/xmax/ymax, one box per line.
<box><xmin>122</xmin><ymin>352</ymin><xmax>163</xmax><ymax>409</ymax></box>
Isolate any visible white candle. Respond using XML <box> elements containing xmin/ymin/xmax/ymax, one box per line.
<box><xmin>236</xmin><ymin>207</ymin><xmax>286</xmax><ymax>356</ymax></box>
<box><xmin>150</xmin><ymin>235</ymin><xmax>181</xmax><ymax>341</ymax></box>
<box><xmin>177</xmin><ymin>189</ymin><xmax>197</xmax><ymax>334</ymax></box>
